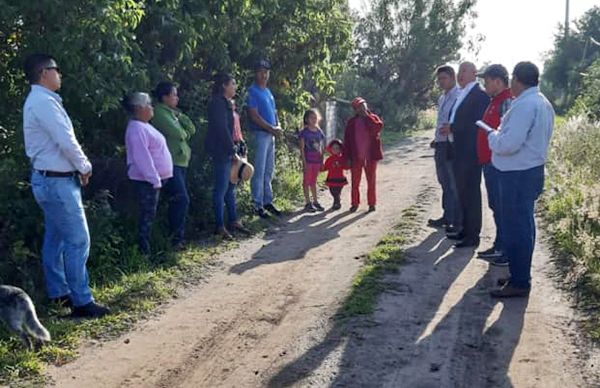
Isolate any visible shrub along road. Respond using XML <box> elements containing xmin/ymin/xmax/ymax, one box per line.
<box><xmin>48</xmin><ymin>132</ymin><xmax>600</xmax><ymax>387</ymax></box>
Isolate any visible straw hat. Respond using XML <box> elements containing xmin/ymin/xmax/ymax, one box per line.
<box><xmin>230</xmin><ymin>157</ymin><xmax>254</xmax><ymax>184</ymax></box>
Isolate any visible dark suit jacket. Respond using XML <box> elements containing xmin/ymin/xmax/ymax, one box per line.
<box><xmin>450</xmin><ymin>85</ymin><xmax>490</xmax><ymax>165</ymax></box>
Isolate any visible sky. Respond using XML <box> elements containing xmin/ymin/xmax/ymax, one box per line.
<box><xmin>348</xmin><ymin>0</ymin><xmax>600</xmax><ymax>72</ymax></box>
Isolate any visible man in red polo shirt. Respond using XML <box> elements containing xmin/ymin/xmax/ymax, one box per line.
<box><xmin>344</xmin><ymin>97</ymin><xmax>384</xmax><ymax>212</ymax></box>
<box><xmin>476</xmin><ymin>64</ymin><xmax>513</xmax><ymax>266</ymax></box>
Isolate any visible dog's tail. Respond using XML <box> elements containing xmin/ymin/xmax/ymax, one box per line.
<box><xmin>23</xmin><ymin>297</ymin><xmax>51</xmax><ymax>342</ymax></box>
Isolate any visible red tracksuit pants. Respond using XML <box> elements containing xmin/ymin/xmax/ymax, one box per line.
<box><xmin>351</xmin><ymin>160</ymin><xmax>378</xmax><ymax>206</ymax></box>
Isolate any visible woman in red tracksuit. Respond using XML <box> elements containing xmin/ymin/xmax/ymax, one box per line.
<box><xmin>322</xmin><ymin>139</ymin><xmax>349</xmax><ymax>210</ymax></box>
<box><xmin>343</xmin><ymin>96</ymin><xmax>384</xmax><ymax>212</ymax></box>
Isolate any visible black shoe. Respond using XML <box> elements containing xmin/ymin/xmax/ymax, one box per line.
<box><xmin>427</xmin><ymin>217</ymin><xmax>446</xmax><ymax>227</ymax></box>
<box><xmin>445</xmin><ymin>225</ymin><xmax>459</xmax><ymax>234</ymax></box>
<box><xmin>264</xmin><ymin>203</ymin><xmax>282</xmax><ymax>216</ymax></box>
<box><xmin>349</xmin><ymin>205</ymin><xmax>358</xmax><ymax>213</ymax></box>
<box><xmin>71</xmin><ymin>302</ymin><xmax>111</xmax><ymax>318</ymax></box>
<box><xmin>313</xmin><ymin>202</ymin><xmax>325</xmax><ymax>212</ymax></box>
<box><xmin>332</xmin><ymin>203</ymin><xmax>342</xmax><ymax>211</ymax></box>
<box><xmin>255</xmin><ymin>207</ymin><xmax>270</xmax><ymax>219</ymax></box>
<box><xmin>454</xmin><ymin>238</ymin><xmax>480</xmax><ymax>248</ymax></box>
<box><xmin>478</xmin><ymin>247</ymin><xmax>503</xmax><ymax>259</ymax></box>
<box><xmin>50</xmin><ymin>295</ymin><xmax>74</xmax><ymax>309</ymax></box>
<box><xmin>490</xmin><ymin>256</ymin><xmax>510</xmax><ymax>267</ymax></box>
<box><xmin>304</xmin><ymin>203</ymin><xmax>316</xmax><ymax>213</ymax></box>
<box><xmin>446</xmin><ymin>232</ymin><xmax>465</xmax><ymax>241</ymax></box>
<box><xmin>368</xmin><ymin>205</ymin><xmax>376</xmax><ymax>212</ymax></box>
<box><xmin>490</xmin><ymin>283</ymin><xmax>530</xmax><ymax>298</ymax></box>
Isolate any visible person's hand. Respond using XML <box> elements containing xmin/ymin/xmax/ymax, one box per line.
<box><xmin>440</xmin><ymin>124</ymin><xmax>452</xmax><ymax>136</ymax></box>
<box><xmin>358</xmin><ymin>105</ymin><xmax>368</xmax><ymax>117</ymax></box>
<box><xmin>271</xmin><ymin>125</ymin><xmax>283</xmax><ymax>137</ymax></box>
<box><xmin>79</xmin><ymin>171</ymin><xmax>92</xmax><ymax>186</ymax></box>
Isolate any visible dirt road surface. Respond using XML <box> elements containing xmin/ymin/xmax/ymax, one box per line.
<box><xmin>48</xmin><ymin>133</ymin><xmax>600</xmax><ymax>387</ymax></box>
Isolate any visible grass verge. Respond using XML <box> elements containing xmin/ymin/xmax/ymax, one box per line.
<box><xmin>541</xmin><ymin>116</ymin><xmax>600</xmax><ymax>340</ymax></box>
<box><xmin>341</xmin><ymin>205</ymin><xmax>422</xmax><ymax>316</ymax></box>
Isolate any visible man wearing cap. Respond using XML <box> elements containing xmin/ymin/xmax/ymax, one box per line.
<box><xmin>343</xmin><ymin>97</ymin><xmax>384</xmax><ymax>212</ymax></box>
<box><xmin>441</xmin><ymin>61</ymin><xmax>490</xmax><ymax>248</ymax></box>
<box><xmin>22</xmin><ymin>53</ymin><xmax>110</xmax><ymax>318</ymax></box>
<box><xmin>428</xmin><ymin>65</ymin><xmax>461</xmax><ymax>232</ymax></box>
<box><xmin>246</xmin><ymin>59</ymin><xmax>283</xmax><ymax>218</ymax></box>
<box><xmin>476</xmin><ymin>64</ymin><xmax>513</xmax><ymax>266</ymax></box>
<box><xmin>487</xmin><ymin>62</ymin><xmax>554</xmax><ymax>298</ymax></box>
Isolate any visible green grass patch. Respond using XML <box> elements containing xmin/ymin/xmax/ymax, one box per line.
<box><xmin>341</xmin><ymin>205</ymin><xmax>421</xmax><ymax>316</ymax></box>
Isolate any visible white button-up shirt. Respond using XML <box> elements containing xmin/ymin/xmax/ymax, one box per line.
<box><xmin>23</xmin><ymin>85</ymin><xmax>92</xmax><ymax>174</ymax></box>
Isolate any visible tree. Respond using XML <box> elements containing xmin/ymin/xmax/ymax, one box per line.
<box><xmin>542</xmin><ymin>5</ymin><xmax>600</xmax><ymax>113</ymax></box>
<box><xmin>336</xmin><ymin>0</ymin><xmax>477</xmax><ymax>130</ymax></box>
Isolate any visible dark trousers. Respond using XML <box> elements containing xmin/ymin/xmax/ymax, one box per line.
<box><xmin>483</xmin><ymin>163</ymin><xmax>502</xmax><ymax>250</ymax></box>
<box><xmin>329</xmin><ymin>187</ymin><xmax>343</xmax><ymax>206</ymax></box>
<box><xmin>498</xmin><ymin>165</ymin><xmax>544</xmax><ymax>289</ymax></box>
<box><xmin>434</xmin><ymin>142</ymin><xmax>462</xmax><ymax>227</ymax></box>
<box><xmin>453</xmin><ymin>160</ymin><xmax>482</xmax><ymax>240</ymax></box>
<box><xmin>134</xmin><ymin>181</ymin><xmax>160</xmax><ymax>255</ymax></box>
<box><xmin>163</xmin><ymin>166</ymin><xmax>189</xmax><ymax>245</ymax></box>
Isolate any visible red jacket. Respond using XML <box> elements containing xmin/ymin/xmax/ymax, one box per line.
<box><xmin>477</xmin><ymin>88</ymin><xmax>513</xmax><ymax>165</ymax></box>
<box><xmin>343</xmin><ymin>112</ymin><xmax>384</xmax><ymax>162</ymax></box>
<box><xmin>322</xmin><ymin>153</ymin><xmax>349</xmax><ymax>187</ymax></box>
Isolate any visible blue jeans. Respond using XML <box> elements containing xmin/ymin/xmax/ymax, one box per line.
<box><xmin>434</xmin><ymin>142</ymin><xmax>462</xmax><ymax>228</ymax></box>
<box><xmin>163</xmin><ymin>166</ymin><xmax>189</xmax><ymax>245</ymax></box>
<box><xmin>498</xmin><ymin>165</ymin><xmax>545</xmax><ymax>289</ymax></box>
<box><xmin>483</xmin><ymin>163</ymin><xmax>502</xmax><ymax>250</ymax></box>
<box><xmin>213</xmin><ymin>159</ymin><xmax>238</xmax><ymax>228</ymax></box>
<box><xmin>250</xmin><ymin>130</ymin><xmax>275</xmax><ymax>208</ymax></box>
<box><xmin>133</xmin><ymin>181</ymin><xmax>160</xmax><ymax>255</ymax></box>
<box><xmin>30</xmin><ymin>171</ymin><xmax>93</xmax><ymax>307</ymax></box>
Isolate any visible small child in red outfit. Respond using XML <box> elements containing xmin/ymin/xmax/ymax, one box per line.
<box><xmin>322</xmin><ymin>139</ymin><xmax>349</xmax><ymax>210</ymax></box>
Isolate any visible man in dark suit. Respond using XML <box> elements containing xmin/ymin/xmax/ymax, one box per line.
<box><xmin>441</xmin><ymin>62</ymin><xmax>490</xmax><ymax>247</ymax></box>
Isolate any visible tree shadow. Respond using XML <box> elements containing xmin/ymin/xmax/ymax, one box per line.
<box><xmin>229</xmin><ymin>210</ymin><xmax>369</xmax><ymax>275</ymax></box>
<box><xmin>268</xmin><ymin>229</ymin><xmax>528</xmax><ymax>388</ymax></box>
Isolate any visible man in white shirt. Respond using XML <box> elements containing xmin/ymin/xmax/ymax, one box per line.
<box><xmin>428</xmin><ymin>65</ymin><xmax>461</xmax><ymax>233</ymax></box>
<box><xmin>23</xmin><ymin>53</ymin><xmax>109</xmax><ymax>318</ymax></box>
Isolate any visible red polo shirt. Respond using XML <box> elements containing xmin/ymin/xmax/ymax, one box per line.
<box><xmin>477</xmin><ymin>88</ymin><xmax>513</xmax><ymax>165</ymax></box>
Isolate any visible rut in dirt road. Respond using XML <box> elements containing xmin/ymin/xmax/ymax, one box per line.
<box><xmin>48</xmin><ymin>132</ymin><xmax>600</xmax><ymax>388</ymax></box>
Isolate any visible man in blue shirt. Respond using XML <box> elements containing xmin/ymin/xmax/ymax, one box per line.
<box><xmin>246</xmin><ymin>59</ymin><xmax>283</xmax><ymax>218</ymax></box>
<box><xmin>22</xmin><ymin>53</ymin><xmax>110</xmax><ymax>317</ymax></box>
<box><xmin>487</xmin><ymin>62</ymin><xmax>555</xmax><ymax>298</ymax></box>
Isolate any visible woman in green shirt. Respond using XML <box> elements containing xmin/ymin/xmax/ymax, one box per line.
<box><xmin>151</xmin><ymin>81</ymin><xmax>196</xmax><ymax>249</ymax></box>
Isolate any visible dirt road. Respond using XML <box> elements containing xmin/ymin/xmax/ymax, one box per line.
<box><xmin>48</xmin><ymin>133</ymin><xmax>600</xmax><ymax>387</ymax></box>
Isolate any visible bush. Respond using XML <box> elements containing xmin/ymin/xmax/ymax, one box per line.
<box><xmin>543</xmin><ymin>116</ymin><xmax>600</xmax><ymax>338</ymax></box>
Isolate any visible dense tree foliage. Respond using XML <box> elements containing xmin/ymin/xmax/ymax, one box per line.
<box><xmin>335</xmin><ymin>0</ymin><xmax>476</xmax><ymax>129</ymax></box>
<box><xmin>542</xmin><ymin>6</ymin><xmax>600</xmax><ymax>113</ymax></box>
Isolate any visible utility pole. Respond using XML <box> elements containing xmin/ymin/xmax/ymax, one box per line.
<box><xmin>565</xmin><ymin>0</ymin><xmax>570</xmax><ymax>39</ymax></box>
